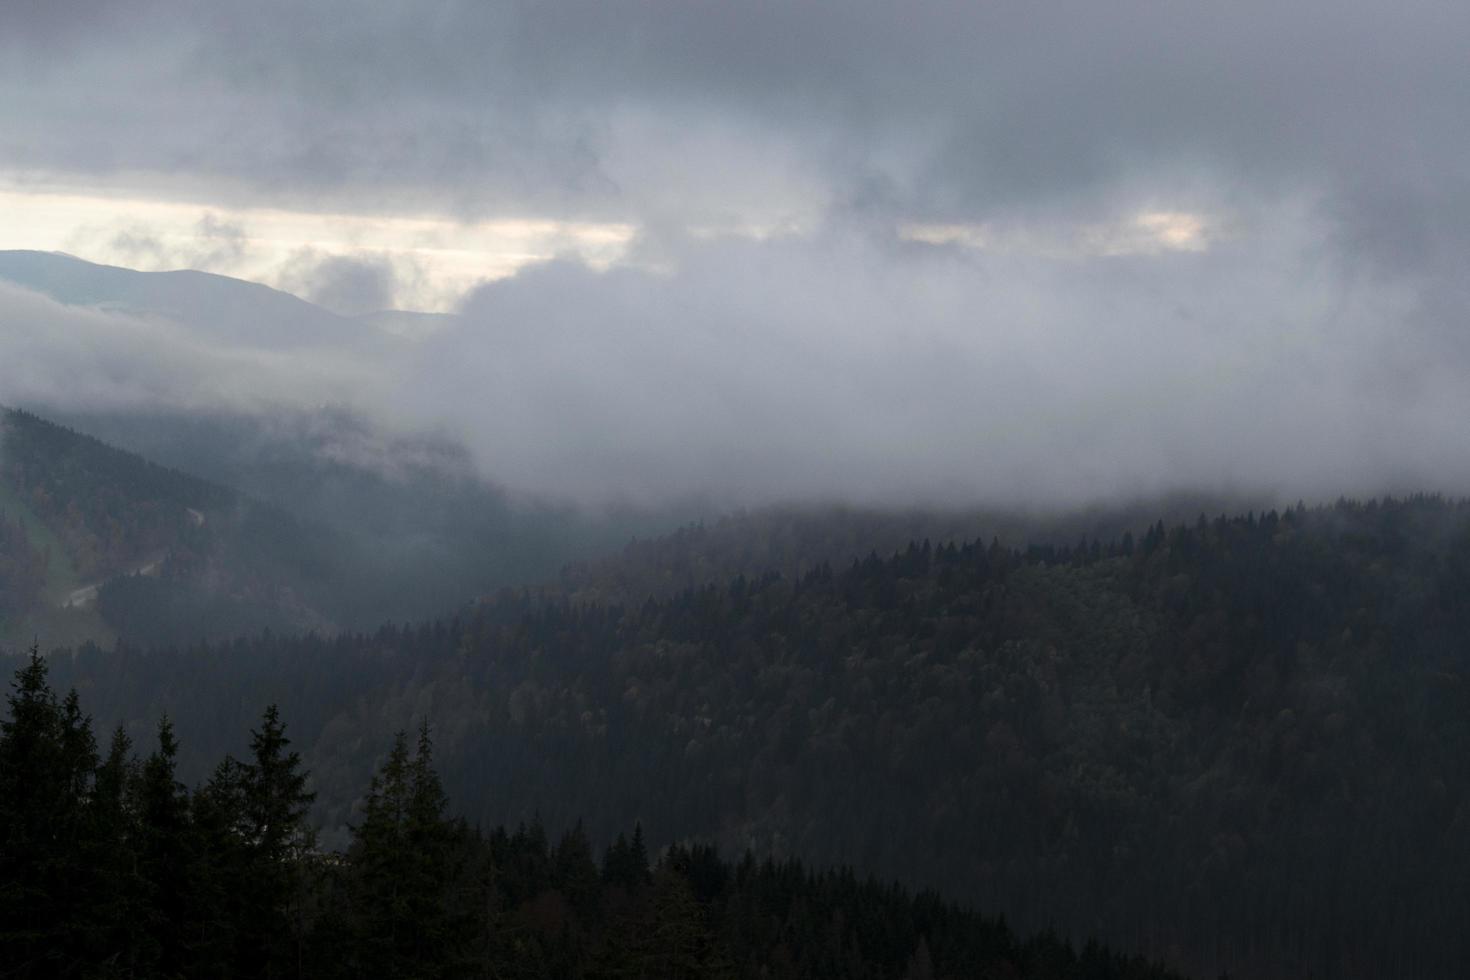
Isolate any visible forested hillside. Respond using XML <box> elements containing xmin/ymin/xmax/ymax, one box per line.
<box><xmin>1</xmin><ymin>650</ymin><xmax>1185</xmax><ymax>980</ymax></box>
<box><xmin>0</xmin><ymin>407</ymin><xmax>360</xmax><ymax>645</ymax></box>
<box><xmin>1</xmin><ymin>406</ymin><xmax>232</xmax><ymax>579</ymax></box>
<box><xmin>36</xmin><ymin>496</ymin><xmax>1470</xmax><ymax>978</ymax></box>
<box><xmin>39</xmin><ymin>405</ymin><xmax>701</xmax><ymax>624</ymax></box>
<box><xmin>0</xmin><ymin>512</ymin><xmax>46</xmax><ymax>618</ymax></box>
<box><xmin>544</xmin><ymin>493</ymin><xmax>1261</xmax><ymax>607</ymax></box>
<box><xmin>2</xmin><ymin>407</ymin><xmax>619</xmax><ymax>645</ymax></box>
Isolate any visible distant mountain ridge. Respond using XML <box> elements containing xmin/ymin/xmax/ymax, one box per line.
<box><xmin>0</xmin><ymin>249</ymin><xmax>380</xmax><ymax>349</ymax></box>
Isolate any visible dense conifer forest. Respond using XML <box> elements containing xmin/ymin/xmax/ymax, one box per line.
<box><xmin>25</xmin><ymin>495</ymin><xmax>1470</xmax><ymax>978</ymax></box>
<box><xmin>1</xmin><ymin>650</ymin><xmax>1185</xmax><ymax>979</ymax></box>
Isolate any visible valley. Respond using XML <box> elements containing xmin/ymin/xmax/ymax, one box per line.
<box><xmin>4</xmin><ymin>6</ymin><xmax>1467</xmax><ymax>975</ymax></box>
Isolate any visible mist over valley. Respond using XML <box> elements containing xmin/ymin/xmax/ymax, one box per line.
<box><xmin>4</xmin><ymin>3</ymin><xmax>1470</xmax><ymax>978</ymax></box>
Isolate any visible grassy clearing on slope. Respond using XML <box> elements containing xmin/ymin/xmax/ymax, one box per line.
<box><xmin>0</xmin><ymin>476</ymin><xmax>114</xmax><ymax>651</ymax></box>
<box><xmin>0</xmin><ymin>476</ymin><xmax>83</xmax><ymax>598</ymax></box>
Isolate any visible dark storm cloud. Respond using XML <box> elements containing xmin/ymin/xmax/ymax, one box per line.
<box><xmin>0</xmin><ymin>0</ymin><xmax>141</xmax><ymax>47</ymax></box>
<box><xmin>6</xmin><ymin>1</ymin><xmax>1467</xmax><ymax>223</ymax></box>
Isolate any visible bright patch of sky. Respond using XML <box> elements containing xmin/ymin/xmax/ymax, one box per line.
<box><xmin>0</xmin><ymin>177</ymin><xmax>1220</xmax><ymax>312</ymax></box>
<box><xmin>900</xmin><ymin>210</ymin><xmax>1213</xmax><ymax>258</ymax></box>
<box><xmin>0</xmin><ymin>180</ymin><xmax>635</xmax><ymax>312</ymax></box>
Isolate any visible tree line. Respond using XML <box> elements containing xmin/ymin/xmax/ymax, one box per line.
<box><xmin>1</xmin><ymin>648</ymin><xmax>1188</xmax><ymax>979</ymax></box>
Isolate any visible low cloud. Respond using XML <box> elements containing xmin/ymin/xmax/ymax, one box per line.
<box><xmin>0</xmin><ymin>281</ymin><xmax>374</xmax><ymax>414</ymax></box>
<box><xmin>3</xmin><ymin>2</ymin><xmax>1469</xmax><ymax>512</ymax></box>
<box><xmin>387</xmin><ymin>205</ymin><xmax>1470</xmax><ymax>509</ymax></box>
<box><xmin>277</xmin><ymin>249</ymin><xmax>412</xmax><ymax>316</ymax></box>
<box><xmin>4</xmin><ymin>200</ymin><xmax>1468</xmax><ymax>512</ymax></box>
<box><xmin>72</xmin><ymin>212</ymin><xmax>251</xmax><ymax>275</ymax></box>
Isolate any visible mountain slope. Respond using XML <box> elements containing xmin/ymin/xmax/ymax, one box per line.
<box><xmin>0</xmin><ymin>407</ymin><xmax>364</xmax><ymax>645</ymax></box>
<box><xmin>39</xmin><ymin>496</ymin><xmax>1470</xmax><ymax>979</ymax></box>
<box><xmin>0</xmin><ymin>406</ymin><xmax>688</xmax><ymax>644</ymax></box>
<box><xmin>46</xmin><ymin>406</ymin><xmax>693</xmax><ymax>620</ymax></box>
<box><xmin>0</xmin><ymin>249</ymin><xmax>370</xmax><ymax>350</ymax></box>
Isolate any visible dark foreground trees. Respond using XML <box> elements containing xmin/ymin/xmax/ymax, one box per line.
<box><xmin>0</xmin><ymin>647</ymin><xmax>319</xmax><ymax>978</ymax></box>
<box><xmin>0</xmin><ymin>649</ymin><xmax>1186</xmax><ymax>980</ymax></box>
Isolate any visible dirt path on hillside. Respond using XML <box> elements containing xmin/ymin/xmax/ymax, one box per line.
<box><xmin>61</xmin><ymin>553</ymin><xmax>166</xmax><ymax>610</ymax></box>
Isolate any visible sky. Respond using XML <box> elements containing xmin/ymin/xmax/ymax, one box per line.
<box><xmin>2</xmin><ymin>1</ymin><xmax>1469</xmax><ymax>507</ymax></box>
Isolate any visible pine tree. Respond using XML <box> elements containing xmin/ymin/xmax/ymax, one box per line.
<box><xmin>602</xmin><ymin>832</ymin><xmax>631</xmax><ymax>887</ymax></box>
<box><xmin>628</xmin><ymin>823</ymin><xmax>650</xmax><ymax>886</ymax></box>
<box><xmin>403</xmin><ymin>720</ymin><xmax>461</xmax><ymax>973</ymax></box>
<box><xmin>346</xmin><ymin>727</ymin><xmax>467</xmax><ymax>979</ymax></box>
<box><xmin>347</xmin><ymin>732</ymin><xmax>412</xmax><ymax>976</ymax></box>
<box><xmin>601</xmin><ymin>825</ymin><xmax>653</xmax><ymax>891</ymax></box>
<box><xmin>241</xmin><ymin>704</ymin><xmax>317</xmax><ymax>978</ymax></box>
<box><xmin>644</xmin><ymin>864</ymin><xmax>712</xmax><ymax>979</ymax></box>
<box><xmin>554</xmin><ymin>821</ymin><xmax>601</xmax><ymax>918</ymax></box>
<box><xmin>0</xmin><ymin>646</ymin><xmax>99</xmax><ymax>978</ymax></box>
<box><xmin>87</xmin><ymin>726</ymin><xmax>143</xmax><ymax>973</ymax></box>
<box><xmin>192</xmin><ymin>757</ymin><xmax>250</xmax><ymax>975</ymax></box>
<box><xmin>133</xmin><ymin>716</ymin><xmax>195</xmax><ymax>978</ymax></box>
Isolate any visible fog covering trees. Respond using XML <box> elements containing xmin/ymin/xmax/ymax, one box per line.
<box><xmin>5</xmin><ymin>5</ymin><xmax>1470</xmax><ymax>978</ymax></box>
<box><xmin>0</xmin><ymin>650</ymin><xmax>1184</xmax><ymax>979</ymax></box>
<box><xmin>0</xmin><ymin>407</ymin><xmax>682</xmax><ymax>649</ymax></box>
